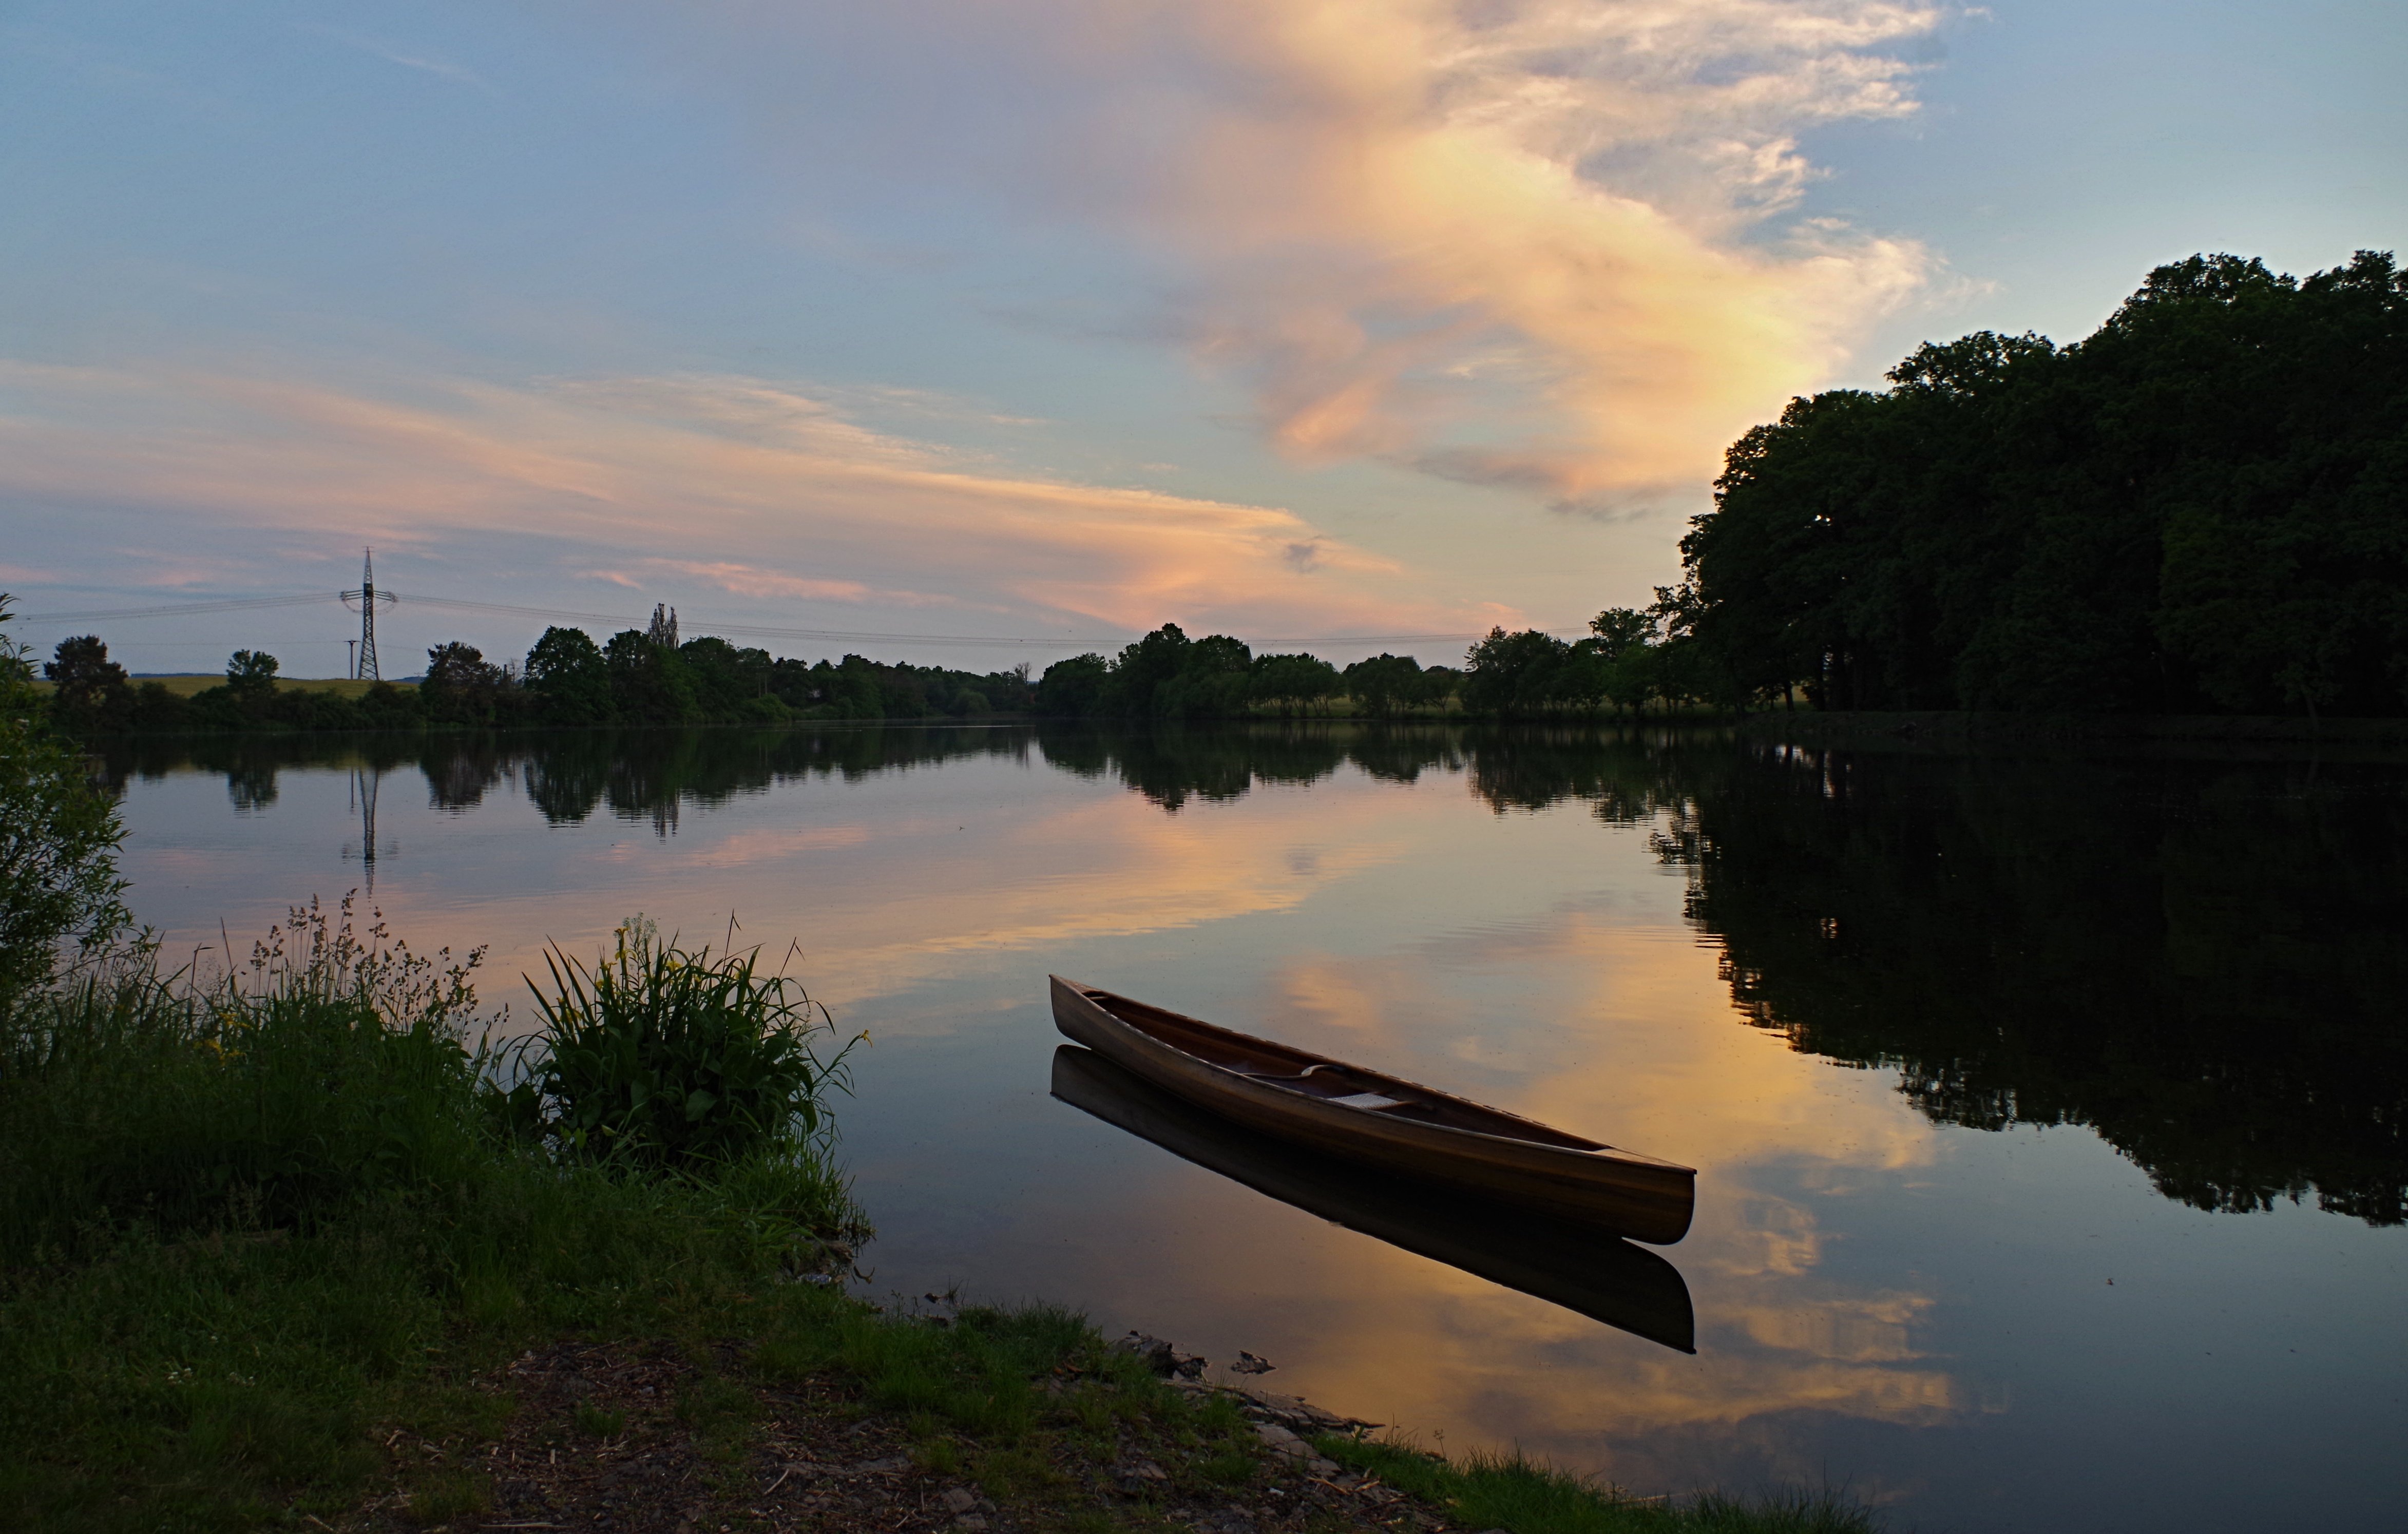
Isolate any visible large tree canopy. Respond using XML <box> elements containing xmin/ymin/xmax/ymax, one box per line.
<box><xmin>1672</xmin><ymin>251</ymin><xmax>2408</xmax><ymax>716</ymax></box>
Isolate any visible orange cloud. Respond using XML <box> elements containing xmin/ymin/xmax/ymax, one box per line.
<box><xmin>1097</xmin><ymin>0</ymin><xmax>1946</xmax><ymax>511</ymax></box>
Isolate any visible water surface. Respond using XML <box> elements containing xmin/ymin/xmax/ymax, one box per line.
<box><xmin>103</xmin><ymin>725</ymin><xmax>2408</xmax><ymax>1533</ymax></box>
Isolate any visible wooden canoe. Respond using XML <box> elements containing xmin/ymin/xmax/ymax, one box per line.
<box><xmin>1048</xmin><ymin>976</ymin><xmax>1695</xmax><ymax>1243</ymax></box>
<box><xmin>1051</xmin><ymin>1045</ymin><xmax>1695</xmax><ymax>1351</ymax></box>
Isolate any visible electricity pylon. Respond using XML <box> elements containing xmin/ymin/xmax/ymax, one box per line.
<box><xmin>340</xmin><ymin>549</ymin><xmax>397</xmax><ymax>680</ymax></box>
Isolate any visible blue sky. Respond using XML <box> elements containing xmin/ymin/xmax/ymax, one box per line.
<box><xmin>4</xmin><ymin>0</ymin><xmax>2402</xmax><ymax>676</ymax></box>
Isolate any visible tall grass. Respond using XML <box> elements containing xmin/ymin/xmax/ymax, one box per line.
<box><xmin>0</xmin><ymin>898</ymin><xmax>495</xmax><ymax>1257</ymax></box>
<box><xmin>489</xmin><ymin>917</ymin><xmax>863</xmax><ymax>1169</ymax></box>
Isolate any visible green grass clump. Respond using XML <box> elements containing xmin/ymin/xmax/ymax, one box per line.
<box><xmin>489</xmin><ymin>918</ymin><xmax>863</xmax><ymax>1169</ymax></box>
<box><xmin>1318</xmin><ymin>1437</ymin><xmax>1879</xmax><ymax>1534</ymax></box>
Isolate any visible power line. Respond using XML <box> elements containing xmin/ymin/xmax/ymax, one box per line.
<box><xmin>16</xmin><ymin>593</ymin><xmax>335</xmax><ymax>623</ymax></box>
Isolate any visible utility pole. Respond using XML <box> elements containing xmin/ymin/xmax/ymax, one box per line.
<box><xmin>341</xmin><ymin>549</ymin><xmax>396</xmax><ymax>681</ymax></box>
<box><xmin>346</xmin><ymin>638</ymin><xmax>358</xmax><ymax>679</ymax></box>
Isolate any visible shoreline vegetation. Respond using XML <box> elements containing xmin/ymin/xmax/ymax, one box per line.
<box><xmin>21</xmin><ymin>603</ymin><xmax>1730</xmax><ymax>738</ymax></box>
<box><xmin>1</xmin><ymin>608</ymin><xmax>1878</xmax><ymax>1532</ymax></box>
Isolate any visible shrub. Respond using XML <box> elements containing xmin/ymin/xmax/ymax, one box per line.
<box><xmin>0</xmin><ymin>598</ymin><xmax>131</xmax><ymax>1015</ymax></box>
<box><xmin>493</xmin><ymin>919</ymin><xmax>862</xmax><ymax>1169</ymax></box>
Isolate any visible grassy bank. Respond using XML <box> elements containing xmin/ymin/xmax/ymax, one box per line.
<box><xmin>0</xmin><ymin>907</ymin><xmax>1874</xmax><ymax>1534</ymax></box>
<box><xmin>29</xmin><ymin>675</ymin><xmax>420</xmax><ymax>699</ymax></box>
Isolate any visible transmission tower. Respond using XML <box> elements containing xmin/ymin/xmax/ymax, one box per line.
<box><xmin>349</xmin><ymin>765</ymin><xmax>386</xmax><ymax>895</ymax></box>
<box><xmin>340</xmin><ymin>548</ymin><xmax>396</xmax><ymax>680</ymax></box>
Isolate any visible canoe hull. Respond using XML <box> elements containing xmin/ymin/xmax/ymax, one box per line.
<box><xmin>1049</xmin><ymin>975</ymin><xmax>1693</xmax><ymax>1243</ymax></box>
<box><xmin>1052</xmin><ymin>1045</ymin><xmax>1695</xmax><ymax>1351</ymax></box>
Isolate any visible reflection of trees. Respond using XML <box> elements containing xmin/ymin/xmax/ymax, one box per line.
<box><xmin>1655</xmin><ymin>744</ymin><xmax>2408</xmax><ymax>1228</ymax></box>
<box><xmin>494</xmin><ymin>726</ymin><xmax>1039</xmax><ymax>831</ymax></box>
<box><xmin>225</xmin><ymin>762</ymin><xmax>279</xmax><ymax>813</ymax></box>
<box><xmin>1049</xmin><ymin>725</ymin><xmax>1334</xmax><ymax>810</ymax></box>
<box><xmin>425</xmin><ymin>739</ymin><xmax>516</xmax><ymax>812</ymax></box>
<box><xmin>1033</xmin><ymin>722</ymin><xmax>1464</xmax><ymax>811</ymax></box>
<box><xmin>102</xmin><ymin>726</ymin><xmax>1040</xmax><ymax>833</ymax></box>
<box><xmin>1460</xmin><ymin>725</ymin><xmax>1700</xmax><ymax>823</ymax></box>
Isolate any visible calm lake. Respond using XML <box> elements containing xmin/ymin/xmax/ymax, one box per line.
<box><xmin>101</xmin><ymin>724</ymin><xmax>2407</xmax><ymax>1533</ymax></box>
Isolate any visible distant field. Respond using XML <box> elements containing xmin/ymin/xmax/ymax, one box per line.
<box><xmin>111</xmin><ymin>675</ymin><xmax>417</xmax><ymax>697</ymax></box>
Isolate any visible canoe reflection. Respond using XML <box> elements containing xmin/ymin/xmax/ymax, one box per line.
<box><xmin>1050</xmin><ymin>1045</ymin><xmax>1696</xmax><ymax>1354</ymax></box>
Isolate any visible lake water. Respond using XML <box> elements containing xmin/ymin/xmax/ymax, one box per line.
<box><xmin>101</xmin><ymin>724</ymin><xmax>2408</xmax><ymax>1532</ymax></box>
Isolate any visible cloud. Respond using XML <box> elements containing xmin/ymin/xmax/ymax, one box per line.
<box><xmin>638</xmin><ymin>559</ymin><xmax>946</xmax><ymax>608</ymax></box>
<box><xmin>646</xmin><ymin>0</ymin><xmax>1948</xmax><ymax>512</ymax></box>
<box><xmin>307</xmin><ymin>24</ymin><xmax>496</xmax><ymax>93</ymax></box>
<box><xmin>1127</xmin><ymin>0</ymin><xmax>1945</xmax><ymax>510</ymax></box>
<box><xmin>0</xmin><ymin>360</ymin><xmax>1482</xmax><ymax>641</ymax></box>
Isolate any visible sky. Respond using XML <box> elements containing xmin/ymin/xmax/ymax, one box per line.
<box><xmin>3</xmin><ymin>0</ymin><xmax>2403</xmax><ymax>677</ymax></box>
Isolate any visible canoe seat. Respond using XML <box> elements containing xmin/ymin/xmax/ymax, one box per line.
<box><xmin>1328</xmin><ymin>1091</ymin><xmax>1409</xmax><ymax>1112</ymax></box>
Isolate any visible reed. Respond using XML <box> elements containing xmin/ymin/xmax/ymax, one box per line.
<box><xmin>489</xmin><ymin>917</ymin><xmax>864</xmax><ymax>1170</ymax></box>
<box><xmin>0</xmin><ymin>898</ymin><xmax>499</xmax><ymax>1256</ymax></box>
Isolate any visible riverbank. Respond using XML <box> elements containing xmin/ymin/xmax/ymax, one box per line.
<box><xmin>0</xmin><ymin>1119</ymin><xmax>1874</xmax><ymax>1534</ymax></box>
<box><xmin>0</xmin><ymin>915</ymin><xmax>1871</xmax><ymax>1534</ymax></box>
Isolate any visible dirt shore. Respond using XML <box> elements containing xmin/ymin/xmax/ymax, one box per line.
<box><xmin>344</xmin><ymin>1335</ymin><xmax>1445</xmax><ymax>1534</ymax></box>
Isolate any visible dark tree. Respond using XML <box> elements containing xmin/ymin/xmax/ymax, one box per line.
<box><xmin>1249</xmin><ymin>653</ymin><xmax>1341</xmax><ymax>716</ymax></box>
<box><xmin>525</xmin><ymin>626</ymin><xmax>613</xmax><ymax>725</ymax></box>
<box><xmin>225</xmin><ymin>649</ymin><xmax>280</xmax><ymax>698</ymax></box>
<box><xmin>1342</xmin><ymin>653</ymin><xmax>1427</xmax><ymax>716</ymax></box>
<box><xmin>1461</xmin><ymin>628</ymin><xmax>1575</xmax><ymax>715</ymax></box>
<box><xmin>421</xmin><ymin>641</ymin><xmax>513</xmax><ymax>726</ymax></box>
<box><xmin>1104</xmin><ymin>624</ymin><xmax>1195</xmax><ymax>717</ymax></box>
<box><xmin>1587</xmin><ymin>608</ymin><xmax>1659</xmax><ymax>661</ymax></box>
<box><xmin>44</xmin><ymin>636</ymin><xmax>132</xmax><ymax>734</ymax></box>
<box><xmin>604</xmin><ymin>629</ymin><xmax>701</xmax><ymax>726</ymax></box>
<box><xmin>1671</xmin><ymin>249</ymin><xmax>2408</xmax><ymax>716</ymax></box>
<box><xmin>1037</xmin><ymin>654</ymin><xmax>1111</xmax><ymax>717</ymax></box>
<box><xmin>678</xmin><ymin>637</ymin><xmax>778</xmax><ymax>721</ymax></box>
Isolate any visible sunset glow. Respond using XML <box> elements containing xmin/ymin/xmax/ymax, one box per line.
<box><xmin>8</xmin><ymin>1</ymin><xmax>2393</xmax><ymax>670</ymax></box>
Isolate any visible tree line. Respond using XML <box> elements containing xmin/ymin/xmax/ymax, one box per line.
<box><xmin>1033</xmin><ymin>625</ymin><xmax>1460</xmax><ymax>719</ymax></box>
<box><xmin>32</xmin><ymin>605</ymin><xmax>1742</xmax><ymax>736</ymax></box>
<box><xmin>1030</xmin><ymin>611</ymin><xmax>1717</xmax><ymax>720</ymax></box>
<box><xmin>32</xmin><ymin>606</ymin><xmax>1040</xmax><ymax>734</ymax></box>
<box><xmin>1667</xmin><ymin>249</ymin><xmax>2408</xmax><ymax>716</ymax></box>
